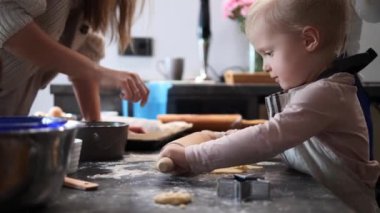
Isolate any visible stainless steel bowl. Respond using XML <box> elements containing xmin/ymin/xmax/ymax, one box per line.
<box><xmin>0</xmin><ymin>117</ymin><xmax>81</xmax><ymax>210</ymax></box>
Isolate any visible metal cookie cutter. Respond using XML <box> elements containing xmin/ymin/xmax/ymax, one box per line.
<box><xmin>217</xmin><ymin>174</ymin><xmax>270</xmax><ymax>201</ymax></box>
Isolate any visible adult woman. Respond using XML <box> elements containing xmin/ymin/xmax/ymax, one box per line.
<box><xmin>0</xmin><ymin>0</ymin><xmax>148</xmax><ymax>121</ymax></box>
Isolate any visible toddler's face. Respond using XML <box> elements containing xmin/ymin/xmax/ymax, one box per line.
<box><xmin>249</xmin><ymin>19</ymin><xmax>315</xmax><ymax>90</ymax></box>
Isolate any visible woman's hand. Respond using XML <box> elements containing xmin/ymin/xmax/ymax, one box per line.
<box><xmin>158</xmin><ymin>143</ymin><xmax>191</xmax><ymax>175</ymax></box>
<box><xmin>98</xmin><ymin>67</ymin><xmax>149</xmax><ymax>106</ymax></box>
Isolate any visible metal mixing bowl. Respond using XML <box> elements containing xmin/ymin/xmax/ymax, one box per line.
<box><xmin>0</xmin><ymin>116</ymin><xmax>82</xmax><ymax>210</ymax></box>
<box><xmin>76</xmin><ymin>121</ymin><xmax>128</xmax><ymax>162</ymax></box>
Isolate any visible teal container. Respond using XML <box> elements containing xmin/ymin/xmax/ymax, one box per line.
<box><xmin>122</xmin><ymin>82</ymin><xmax>173</xmax><ymax>119</ymax></box>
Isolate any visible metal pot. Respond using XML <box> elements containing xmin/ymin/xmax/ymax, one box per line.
<box><xmin>0</xmin><ymin>116</ymin><xmax>81</xmax><ymax>210</ymax></box>
<box><xmin>76</xmin><ymin>121</ymin><xmax>128</xmax><ymax>162</ymax></box>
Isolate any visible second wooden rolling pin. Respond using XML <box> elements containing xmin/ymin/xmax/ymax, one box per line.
<box><xmin>157</xmin><ymin>114</ymin><xmax>266</xmax><ymax>132</ymax></box>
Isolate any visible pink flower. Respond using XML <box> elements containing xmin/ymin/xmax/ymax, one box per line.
<box><xmin>223</xmin><ymin>0</ymin><xmax>240</xmax><ymax>18</ymax></box>
<box><xmin>223</xmin><ymin>0</ymin><xmax>255</xmax><ymax>20</ymax></box>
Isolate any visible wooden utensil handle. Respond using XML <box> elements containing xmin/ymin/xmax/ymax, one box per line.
<box><xmin>64</xmin><ymin>176</ymin><xmax>98</xmax><ymax>191</ymax></box>
<box><xmin>157</xmin><ymin>157</ymin><xmax>174</xmax><ymax>173</ymax></box>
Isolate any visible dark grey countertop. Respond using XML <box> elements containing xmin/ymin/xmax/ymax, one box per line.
<box><xmin>28</xmin><ymin>152</ymin><xmax>351</xmax><ymax>213</ymax></box>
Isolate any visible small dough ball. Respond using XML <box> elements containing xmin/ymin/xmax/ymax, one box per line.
<box><xmin>48</xmin><ymin>106</ymin><xmax>64</xmax><ymax>117</ymax></box>
<box><xmin>154</xmin><ymin>191</ymin><xmax>192</xmax><ymax>206</ymax></box>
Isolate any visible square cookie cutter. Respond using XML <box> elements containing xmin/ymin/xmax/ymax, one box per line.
<box><xmin>217</xmin><ymin>173</ymin><xmax>270</xmax><ymax>201</ymax></box>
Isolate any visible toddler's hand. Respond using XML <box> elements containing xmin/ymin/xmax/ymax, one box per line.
<box><xmin>158</xmin><ymin>143</ymin><xmax>191</xmax><ymax>175</ymax></box>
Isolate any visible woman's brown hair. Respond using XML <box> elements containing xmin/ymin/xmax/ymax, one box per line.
<box><xmin>83</xmin><ymin>0</ymin><xmax>142</xmax><ymax>51</ymax></box>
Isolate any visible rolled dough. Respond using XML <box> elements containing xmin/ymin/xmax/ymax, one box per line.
<box><xmin>154</xmin><ymin>191</ymin><xmax>192</xmax><ymax>206</ymax></box>
<box><xmin>211</xmin><ymin>165</ymin><xmax>263</xmax><ymax>174</ymax></box>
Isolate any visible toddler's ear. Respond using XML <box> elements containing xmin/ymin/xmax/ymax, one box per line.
<box><xmin>302</xmin><ymin>26</ymin><xmax>320</xmax><ymax>52</ymax></box>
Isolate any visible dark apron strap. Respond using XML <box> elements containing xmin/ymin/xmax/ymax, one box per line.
<box><xmin>355</xmin><ymin>76</ymin><xmax>374</xmax><ymax>160</ymax></box>
<box><xmin>317</xmin><ymin>48</ymin><xmax>377</xmax><ymax>161</ymax></box>
<box><xmin>318</xmin><ymin>49</ymin><xmax>379</xmax><ymax>207</ymax></box>
<box><xmin>317</xmin><ymin>48</ymin><xmax>377</xmax><ymax>79</ymax></box>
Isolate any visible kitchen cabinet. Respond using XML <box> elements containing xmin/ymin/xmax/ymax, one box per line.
<box><xmin>51</xmin><ymin>85</ymin><xmax>122</xmax><ymax>116</ymax></box>
<box><xmin>166</xmin><ymin>83</ymin><xmax>280</xmax><ymax>119</ymax></box>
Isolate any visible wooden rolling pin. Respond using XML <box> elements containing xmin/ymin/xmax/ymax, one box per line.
<box><xmin>157</xmin><ymin>114</ymin><xmax>242</xmax><ymax>132</ymax></box>
<box><xmin>156</xmin><ymin>130</ymin><xmax>220</xmax><ymax>173</ymax></box>
<box><xmin>156</xmin><ymin>119</ymin><xmax>267</xmax><ymax>173</ymax></box>
<box><xmin>157</xmin><ymin>157</ymin><xmax>175</xmax><ymax>173</ymax></box>
<box><xmin>157</xmin><ymin>114</ymin><xmax>266</xmax><ymax>132</ymax></box>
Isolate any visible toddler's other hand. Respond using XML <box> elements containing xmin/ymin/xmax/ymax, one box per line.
<box><xmin>158</xmin><ymin>143</ymin><xmax>191</xmax><ymax>175</ymax></box>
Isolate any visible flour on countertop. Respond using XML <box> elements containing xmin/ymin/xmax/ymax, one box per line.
<box><xmin>125</xmin><ymin>153</ymin><xmax>159</xmax><ymax>163</ymax></box>
<box><xmin>88</xmin><ymin>169</ymin><xmax>156</xmax><ymax>180</ymax></box>
<box><xmin>87</xmin><ymin>153</ymin><xmax>160</xmax><ymax>180</ymax></box>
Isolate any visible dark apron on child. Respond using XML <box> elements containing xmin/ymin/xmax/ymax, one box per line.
<box><xmin>317</xmin><ymin>48</ymin><xmax>377</xmax><ymax>160</ymax></box>
<box><xmin>265</xmin><ymin>48</ymin><xmax>379</xmax><ymax>207</ymax></box>
<box><xmin>318</xmin><ymin>48</ymin><xmax>380</xmax><ymax>207</ymax></box>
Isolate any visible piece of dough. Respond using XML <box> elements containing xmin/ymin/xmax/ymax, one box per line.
<box><xmin>48</xmin><ymin>106</ymin><xmax>64</xmax><ymax>117</ymax></box>
<box><xmin>154</xmin><ymin>191</ymin><xmax>192</xmax><ymax>206</ymax></box>
<box><xmin>211</xmin><ymin>165</ymin><xmax>264</xmax><ymax>174</ymax></box>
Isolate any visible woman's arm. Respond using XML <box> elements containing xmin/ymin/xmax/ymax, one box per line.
<box><xmin>3</xmin><ymin>22</ymin><xmax>149</xmax><ymax>119</ymax></box>
<box><xmin>72</xmin><ymin>32</ymin><xmax>105</xmax><ymax>121</ymax></box>
<box><xmin>4</xmin><ymin>22</ymin><xmax>96</xmax><ymax>81</ymax></box>
<box><xmin>71</xmin><ymin>78</ymin><xmax>101</xmax><ymax>121</ymax></box>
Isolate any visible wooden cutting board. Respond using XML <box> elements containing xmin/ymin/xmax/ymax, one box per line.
<box><xmin>126</xmin><ymin>129</ymin><xmax>190</xmax><ymax>151</ymax></box>
<box><xmin>224</xmin><ymin>71</ymin><xmax>276</xmax><ymax>84</ymax></box>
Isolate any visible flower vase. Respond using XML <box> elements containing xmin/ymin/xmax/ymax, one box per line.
<box><xmin>248</xmin><ymin>44</ymin><xmax>263</xmax><ymax>73</ymax></box>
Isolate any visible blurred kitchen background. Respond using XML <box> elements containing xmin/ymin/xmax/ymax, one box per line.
<box><xmin>31</xmin><ymin>0</ymin><xmax>380</xmax><ymax>113</ymax></box>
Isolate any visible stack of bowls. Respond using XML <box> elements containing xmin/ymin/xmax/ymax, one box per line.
<box><xmin>0</xmin><ymin>116</ymin><xmax>81</xmax><ymax>210</ymax></box>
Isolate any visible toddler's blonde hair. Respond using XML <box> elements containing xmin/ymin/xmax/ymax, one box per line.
<box><xmin>245</xmin><ymin>0</ymin><xmax>349</xmax><ymax>55</ymax></box>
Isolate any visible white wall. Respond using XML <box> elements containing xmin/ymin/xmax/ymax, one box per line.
<box><xmin>30</xmin><ymin>0</ymin><xmax>380</xmax><ymax>114</ymax></box>
<box><xmin>358</xmin><ymin>21</ymin><xmax>380</xmax><ymax>82</ymax></box>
